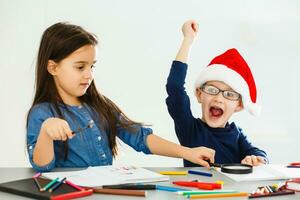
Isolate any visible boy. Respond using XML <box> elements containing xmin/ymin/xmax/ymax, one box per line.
<box><xmin>166</xmin><ymin>20</ymin><xmax>268</xmax><ymax>167</ymax></box>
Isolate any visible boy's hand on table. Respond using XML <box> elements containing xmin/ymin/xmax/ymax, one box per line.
<box><xmin>241</xmin><ymin>155</ymin><xmax>266</xmax><ymax>166</ymax></box>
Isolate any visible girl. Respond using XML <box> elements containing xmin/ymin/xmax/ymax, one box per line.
<box><xmin>26</xmin><ymin>22</ymin><xmax>215</xmax><ymax>172</ymax></box>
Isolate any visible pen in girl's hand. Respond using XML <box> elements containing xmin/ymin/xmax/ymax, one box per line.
<box><xmin>72</xmin><ymin>120</ymin><xmax>94</xmax><ymax>134</ymax></box>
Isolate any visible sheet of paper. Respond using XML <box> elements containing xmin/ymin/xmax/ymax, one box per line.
<box><xmin>270</xmin><ymin>165</ymin><xmax>300</xmax><ymax>179</ymax></box>
<box><xmin>42</xmin><ymin>165</ymin><xmax>169</xmax><ymax>187</ymax></box>
<box><xmin>218</xmin><ymin>164</ymin><xmax>300</xmax><ymax>182</ymax></box>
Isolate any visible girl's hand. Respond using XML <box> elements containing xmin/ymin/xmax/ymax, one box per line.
<box><xmin>241</xmin><ymin>155</ymin><xmax>266</xmax><ymax>166</ymax></box>
<box><xmin>41</xmin><ymin>118</ymin><xmax>73</xmax><ymax>141</ymax></box>
<box><xmin>182</xmin><ymin>146</ymin><xmax>215</xmax><ymax>168</ymax></box>
<box><xmin>182</xmin><ymin>20</ymin><xmax>199</xmax><ymax>41</ymax></box>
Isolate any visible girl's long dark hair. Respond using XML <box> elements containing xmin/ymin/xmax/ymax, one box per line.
<box><xmin>27</xmin><ymin>22</ymin><xmax>140</xmax><ymax>159</ymax></box>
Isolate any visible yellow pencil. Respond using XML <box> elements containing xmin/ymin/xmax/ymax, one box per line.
<box><xmin>189</xmin><ymin>192</ymin><xmax>249</xmax><ymax>199</ymax></box>
<box><xmin>159</xmin><ymin>171</ymin><xmax>187</xmax><ymax>175</ymax></box>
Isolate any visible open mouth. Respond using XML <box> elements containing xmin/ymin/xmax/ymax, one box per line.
<box><xmin>209</xmin><ymin>106</ymin><xmax>223</xmax><ymax>118</ymax></box>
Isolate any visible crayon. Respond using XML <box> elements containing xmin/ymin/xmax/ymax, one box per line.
<box><xmin>159</xmin><ymin>171</ymin><xmax>187</xmax><ymax>175</ymax></box>
<box><xmin>188</xmin><ymin>170</ymin><xmax>213</xmax><ymax>177</ymax></box>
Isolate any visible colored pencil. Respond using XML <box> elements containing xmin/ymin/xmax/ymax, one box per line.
<box><xmin>177</xmin><ymin>189</ymin><xmax>238</xmax><ymax>195</ymax></box>
<box><xmin>93</xmin><ymin>188</ymin><xmax>146</xmax><ymax>197</ymax></box>
<box><xmin>156</xmin><ymin>185</ymin><xmax>188</xmax><ymax>192</ymax></box>
<box><xmin>287</xmin><ymin>165</ymin><xmax>300</xmax><ymax>168</ymax></box>
<box><xmin>103</xmin><ymin>184</ymin><xmax>156</xmax><ymax>190</ymax></box>
<box><xmin>33</xmin><ymin>177</ymin><xmax>43</xmax><ymax>191</ymax></box>
<box><xmin>188</xmin><ymin>192</ymin><xmax>249</xmax><ymax>198</ymax></box>
<box><xmin>41</xmin><ymin>177</ymin><xmax>59</xmax><ymax>192</ymax></box>
<box><xmin>50</xmin><ymin>189</ymin><xmax>93</xmax><ymax>200</ymax></box>
<box><xmin>49</xmin><ymin>177</ymin><xmax>67</xmax><ymax>192</ymax></box>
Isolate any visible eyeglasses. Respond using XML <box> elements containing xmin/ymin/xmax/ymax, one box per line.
<box><xmin>200</xmin><ymin>84</ymin><xmax>240</xmax><ymax>101</ymax></box>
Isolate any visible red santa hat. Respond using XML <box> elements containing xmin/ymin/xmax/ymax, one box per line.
<box><xmin>194</xmin><ymin>48</ymin><xmax>261</xmax><ymax>116</ymax></box>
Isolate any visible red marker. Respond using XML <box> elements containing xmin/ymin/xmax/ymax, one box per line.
<box><xmin>173</xmin><ymin>181</ymin><xmax>199</xmax><ymax>187</ymax></box>
<box><xmin>50</xmin><ymin>189</ymin><xmax>93</xmax><ymax>200</ymax></box>
<box><xmin>289</xmin><ymin>162</ymin><xmax>300</xmax><ymax>166</ymax></box>
<box><xmin>197</xmin><ymin>183</ymin><xmax>215</xmax><ymax>190</ymax></box>
<box><xmin>173</xmin><ymin>181</ymin><xmax>221</xmax><ymax>190</ymax></box>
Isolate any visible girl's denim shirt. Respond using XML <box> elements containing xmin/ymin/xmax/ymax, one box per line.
<box><xmin>27</xmin><ymin>103</ymin><xmax>152</xmax><ymax>172</ymax></box>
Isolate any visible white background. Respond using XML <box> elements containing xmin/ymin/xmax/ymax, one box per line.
<box><xmin>0</xmin><ymin>0</ymin><xmax>299</xmax><ymax>167</ymax></box>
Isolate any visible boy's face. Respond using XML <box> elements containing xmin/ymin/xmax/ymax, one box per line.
<box><xmin>196</xmin><ymin>81</ymin><xmax>243</xmax><ymax>128</ymax></box>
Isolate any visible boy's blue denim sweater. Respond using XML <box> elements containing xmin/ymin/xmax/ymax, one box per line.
<box><xmin>166</xmin><ymin>61</ymin><xmax>268</xmax><ymax>167</ymax></box>
<box><xmin>27</xmin><ymin>103</ymin><xmax>152</xmax><ymax>172</ymax></box>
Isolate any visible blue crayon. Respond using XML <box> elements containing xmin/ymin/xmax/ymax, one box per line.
<box><xmin>188</xmin><ymin>169</ymin><xmax>213</xmax><ymax>177</ymax></box>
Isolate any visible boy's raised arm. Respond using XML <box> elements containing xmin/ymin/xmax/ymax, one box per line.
<box><xmin>175</xmin><ymin>20</ymin><xmax>198</xmax><ymax>63</ymax></box>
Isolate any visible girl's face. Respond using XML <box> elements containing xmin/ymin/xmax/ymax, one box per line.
<box><xmin>48</xmin><ymin>45</ymin><xmax>97</xmax><ymax>105</ymax></box>
<box><xmin>196</xmin><ymin>81</ymin><xmax>243</xmax><ymax>128</ymax></box>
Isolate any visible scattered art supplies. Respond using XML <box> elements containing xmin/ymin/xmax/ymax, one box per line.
<box><xmin>0</xmin><ymin>176</ymin><xmax>92</xmax><ymax>200</ymax></box>
<box><xmin>42</xmin><ymin>165</ymin><xmax>169</xmax><ymax>187</ymax></box>
<box><xmin>249</xmin><ymin>190</ymin><xmax>295</xmax><ymax>199</ymax></box>
<box><xmin>217</xmin><ymin>164</ymin><xmax>300</xmax><ymax>182</ymax></box>
<box><xmin>285</xmin><ymin>178</ymin><xmax>300</xmax><ymax>192</ymax></box>
<box><xmin>249</xmin><ymin>183</ymin><xmax>296</xmax><ymax>198</ymax></box>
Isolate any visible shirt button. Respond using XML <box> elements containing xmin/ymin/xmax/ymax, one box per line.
<box><xmin>101</xmin><ymin>154</ymin><xmax>106</xmax><ymax>158</ymax></box>
<box><xmin>78</xmin><ymin>105</ymin><xmax>83</xmax><ymax>109</ymax></box>
<box><xmin>97</xmin><ymin>136</ymin><xmax>101</xmax><ymax>141</ymax></box>
<box><xmin>29</xmin><ymin>146</ymin><xmax>33</xmax><ymax>150</ymax></box>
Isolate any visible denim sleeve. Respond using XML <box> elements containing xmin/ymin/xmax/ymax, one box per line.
<box><xmin>27</xmin><ymin>104</ymin><xmax>56</xmax><ymax>172</ymax></box>
<box><xmin>117</xmin><ymin>125</ymin><xmax>153</xmax><ymax>154</ymax></box>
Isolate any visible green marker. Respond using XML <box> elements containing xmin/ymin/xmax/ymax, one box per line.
<box><xmin>41</xmin><ymin>177</ymin><xmax>59</xmax><ymax>192</ymax></box>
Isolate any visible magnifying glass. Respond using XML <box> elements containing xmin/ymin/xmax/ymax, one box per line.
<box><xmin>210</xmin><ymin>163</ymin><xmax>253</xmax><ymax>174</ymax></box>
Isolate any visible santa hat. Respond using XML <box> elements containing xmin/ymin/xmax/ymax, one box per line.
<box><xmin>194</xmin><ymin>48</ymin><xmax>261</xmax><ymax>116</ymax></box>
